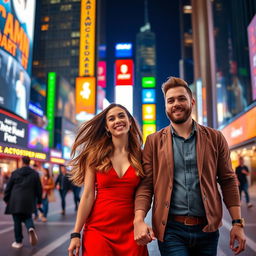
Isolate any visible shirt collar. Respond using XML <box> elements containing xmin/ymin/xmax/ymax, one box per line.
<box><xmin>170</xmin><ymin>120</ymin><xmax>197</xmax><ymax>137</ymax></box>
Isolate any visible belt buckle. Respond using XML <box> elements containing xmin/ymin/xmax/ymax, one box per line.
<box><xmin>184</xmin><ymin>216</ymin><xmax>196</xmax><ymax>226</ymax></box>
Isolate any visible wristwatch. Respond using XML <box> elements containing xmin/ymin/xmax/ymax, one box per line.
<box><xmin>232</xmin><ymin>218</ymin><xmax>245</xmax><ymax>228</ymax></box>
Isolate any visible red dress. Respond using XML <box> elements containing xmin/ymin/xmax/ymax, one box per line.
<box><xmin>82</xmin><ymin>165</ymin><xmax>148</xmax><ymax>256</ymax></box>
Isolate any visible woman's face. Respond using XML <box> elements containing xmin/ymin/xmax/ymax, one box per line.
<box><xmin>105</xmin><ymin>107</ymin><xmax>131</xmax><ymax>137</ymax></box>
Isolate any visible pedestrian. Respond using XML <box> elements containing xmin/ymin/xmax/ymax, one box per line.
<box><xmin>235</xmin><ymin>156</ymin><xmax>253</xmax><ymax>208</ymax></box>
<box><xmin>68</xmin><ymin>103</ymin><xmax>148</xmax><ymax>256</ymax></box>
<box><xmin>40</xmin><ymin>168</ymin><xmax>55</xmax><ymax>222</ymax></box>
<box><xmin>3</xmin><ymin>156</ymin><xmax>42</xmax><ymax>249</ymax></box>
<box><xmin>72</xmin><ymin>183</ymin><xmax>81</xmax><ymax>212</ymax></box>
<box><xmin>55</xmin><ymin>164</ymin><xmax>72</xmax><ymax>215</ymax></box>
<box><xmin>134</xmin><ymin>77</ymin><xmax>246</xmax><ymax>255</ymax></box>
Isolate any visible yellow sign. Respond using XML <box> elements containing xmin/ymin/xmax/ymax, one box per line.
<box><xmin>0</xmin><ymin>145</ymin><xmax>47</xmax><ymax>160</ymax></box>
<box><xmin>50</xmin><ymin>157</ymin><xmax>65</xmax><ymax>164</ymax></box>
<box><xmin>79</xmin><ymin>0</ymin><xmax>96</xmax><ymax>76</ymax></box>
<box><xmin>143</xmin><ymin>124</ymin><xmax>156</xmax><ymax>143</ymax></box>
<box><xmin>142</xmin><ymin>104</ymin><xmax>156</xmax><ymax>121</ymax></box>
<box><xmin>76</xmin><ymin>77</ymin><xmax>96</xmax><ymax>117</ymax></box>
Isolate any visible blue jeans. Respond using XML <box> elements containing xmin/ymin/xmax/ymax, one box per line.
<box><xmin>42</xmin><ymin>198</ymin><xmax>49</xmax><ymax>217</ymax></box>
<box><xmin>239</xmin><ymin>183</ymin><xmax>250</xmax><ymax>203</ymax></box>
<box><xmin>12</xmin><ymin>214</ymin><xmax>34</xmax><ymax>243</ymax></box>
<box><xmin>158</xmin><ymin>220</ymin><xmax>219</xmax><ymax>256</ymax></box>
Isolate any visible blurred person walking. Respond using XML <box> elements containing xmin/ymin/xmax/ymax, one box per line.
<box><xmin>68</xmin><ymin>103</ymin><xmax>148</xmax><ymax>256</ymax></box>
<box><xmin>235</xmin><ymin>156</ymin><xmax>253</xmax><ymax>208</ymax></box>
<box><xmin>4</xmin><ymin>156</ymin><xmax>42</xmax><ymax>249</ymax></box>
<box><xmin>134</xmin><ymin>77</ymin><xmax>246</xmax><ymax>256</ymax></box>
<box><xmin>40</xmin><ymin>168</ymin><xmax>55</xmax><ymax>222</ymax></box>
<box><xmin>55</xmin><ymin>164</ymin><xmax>72</xmax><ymax>215</ymax></box>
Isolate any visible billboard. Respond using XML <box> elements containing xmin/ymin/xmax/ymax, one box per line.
<box><xmin>97</xmin><ymin>61</ymin><xmax>106</xmax><ymax>88</ymax></box>
<box><xmin>56</xmin><ymin>77</ymin><xmax>76</xmax><ymax>124</ymax></box>
<box><xmin>28</xmin><ymin>124</ymin><xmax>49</xmax><ymax>152</ymax></box>
<box><xmin>115</xmin><ymin>43</ymin><xmax>132</xmax><ymax>58</ymax></box>
<box><xmin>76</xmin><ymin>77</ymin><xmax>96</xmax><ymax>121</ymax></box>
<box><xmin>220</xmin><ymin>106</ymin><xmax>256</xmax><ymax>148</ymax></box>
<box><xmin>0</xmin><ymin>108</ymin><xmax>28</xmax><ymax>147</ymax></box>
<box><xmin>142</xmin><ymin>104</ymin><xmax>156</xmax><ymax>123</ymax></box>
<box><xmin>79</xmin><ymin>0</ymin><xmax>96</xmax><ymax>76</ymax></box>
<box><xmin>142</xmin><ymin>77</ymin><xmax>156</xmax><ymax>88</ymax></box>
<box><xmin>115</xmin><ymin>85</ymin><xmax>133</xmax><ymax>114</ymax></box>
<box><xmin>0</xmin><ymin>0</ymin><xmax>36</xmax><ymax>119</ymax></box>
<box><xmin>142</xmin><ymin>89</ymin><xmax>156</xmax><ymax>103</ymax></box>
<box><xmin>115</xmin><ymin>59</ymin><xmax>133</xmax><ymax>86</ymax></box>
<box><xmin>62</xmin><ymin>118</ymin><xmax>76</xmax><ymax>160</ymax></box>
<box><xmin>248</xmin><ymin>14</ymin><xmax>256</xmax><ymax>100</ymax></box>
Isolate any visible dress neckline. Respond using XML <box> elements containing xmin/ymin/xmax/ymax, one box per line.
<box><xmin>112</xmin><ymin>165</ymin><xmax>131</xmax><ymax>179</ymax></box>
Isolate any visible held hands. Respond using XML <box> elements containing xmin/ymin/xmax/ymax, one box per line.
<box><xmin>134</xmin><ymin>220</ymin><xmax>155</xmax><ymax>246</ymax></box>
<box><xmin>68</xmin><ymin>237</ymin><xmax>81</xmax><ymax>256</ymax></box>
<box><xmin>230</xmin><ymin>226</ymin><xmax>246</xmax><ymax>255</ymax></box>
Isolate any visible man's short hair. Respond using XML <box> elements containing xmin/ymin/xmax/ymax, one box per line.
<box><xmin>161</xmin><ymin>76</ymin><xmax>192</xmax><ymax>98</ymax></box>
<box><xmin>22</xmin><ymin>156</ymin><xmax>30</xmax><ymax>165</ymax></box>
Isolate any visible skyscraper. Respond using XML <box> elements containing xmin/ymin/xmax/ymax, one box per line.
<box><xmin>32</xmin><ymin>0</ymin><xmax>81</xmax><ymax>87</ymax></box>
<box><xmin>135</xmin><ymin>0</ymin><xmax>156</xmax><ymax>135</ymax></box>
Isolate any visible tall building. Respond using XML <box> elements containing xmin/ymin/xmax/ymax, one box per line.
<box><xmin>179</xmin><ymin>0</ymin><xmax>194</xmax><ymax>85</ymax></box>
<box><xmin>185</xmin><ymin>0</ymin><xmax>256</xmax><ymax>184</ymax></box>
<box><xmin>135</xmin><ymin>0</ymin><xmax>156</xmax><ymax>139</ymax></box>
<box><xmin>32</xmin><ymin>0</ymin><xmax>81</xmax><ymax>87</ymax></box>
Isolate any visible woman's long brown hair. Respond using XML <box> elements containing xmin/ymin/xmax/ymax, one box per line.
<box><xmin>69</xmin><ymin>103</ymin><xmax>144</xmax><ymax>186</ymax></box>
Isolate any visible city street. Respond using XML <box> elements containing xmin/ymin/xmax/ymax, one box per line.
<box><xmin>0</xmin><ymin>187</ymin><xmax>256</xmax><ymax>256</ymax></box>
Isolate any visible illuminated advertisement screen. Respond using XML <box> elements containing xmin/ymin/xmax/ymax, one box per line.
<box><xmin>28</xmin><ymin>124</ymin><xmax>49</xmax><ymax>152</ymax></box>
<box><xmin>248</xmin><ymin>14</ymin><xmax>256</xmax><ymax>100</ymax></box>
<box><xmin>142</xmin><ymin>124</ymin><xmax>156</xmax><ymax>143</ymax></box>
<box><xmin>62</xmin><ymin>119</ymin><xmax>75</xmax><ymax>160</ymax></box>
<box><xmin>57</xmin><ymin>77</ymin><xmax>76</xmax><ymax>124</ymax></box>
<box><xmin>115</xmin><ymin>43</ymin><xmax>132</xmax><ymax>58</ymax></box>
<box><xmin>142</xmin><ymin>77</ymin><xmax>156</xmax><ymax>88</ymax></box>
<box><xmin>97</xmin><ymin>61</ymin><xmax>106</xmax><ymax>88</ymax></box>
<box><xmin>142</xmin><ymin>89</ymin><xmax>156</xmax><ymax>103</ymax></box>
<box><xmin>142</xmin><ymin>104</ymin><xmax>156</xmax><ymax>122</ymax></box>
<box><xmin>76</xmin><ymin>77</ymin><xmax>96</xmax><ymax>121</ymax></box>
<box><xmin>115</xmin><ymin>59</ymin><xmax>133</xmax><ymax>86</ymax></box>
<box><xmin>0</xmin><ymin>0</ymin><xmax>36</xmax><ymax>119</ymax></box>
<box><xmin>79</xmin><ymin>0</ymin><xmax>96</xmax><ymax>76</ymax></box>
<box><xmin>115</xmin><ymin>85</ymin><xmax>133</xmax><ymax>114</ymax></box>
<box><xmin>0</xmin><ymin>108</ymin><xmax>28</xmax><ymax>147</ymax></box>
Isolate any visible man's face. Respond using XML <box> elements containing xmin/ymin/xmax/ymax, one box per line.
<box><xmin>165</xmin><ymin>86</ymin><xmax>194</xmax><ymax>124</ymax></box>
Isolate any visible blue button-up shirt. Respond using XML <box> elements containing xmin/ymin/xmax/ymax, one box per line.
<box><xmin>169</xmin><ymin>123</ymin><xmax>206</xmax><ymax>216</ymax></box>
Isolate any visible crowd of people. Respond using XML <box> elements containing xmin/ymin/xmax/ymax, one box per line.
<box><xmin>2</xmin><ymin>76</ymin><xmax>254</xmax><ymax>256</ymax></box>
<box><xmin>3</xmin><ymin>157</ymin><xmax>80</xmax><ymax>249</ymax></box>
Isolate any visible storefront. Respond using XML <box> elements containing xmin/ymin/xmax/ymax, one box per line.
<box><xmin>220</xmin><ymin>105</ymin><xmax>256</xmax><ymax>185</ymax></box>
<box><xmin>0</xmin><ymin>108</ymin><xmax>49</xmax><ymax>179</ymax></box>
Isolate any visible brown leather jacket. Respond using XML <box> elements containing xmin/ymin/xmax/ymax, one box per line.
<box><xmin>135</xmin><ymin>122</ymin><xmax>240</xmax><ymax>241</ymax></box>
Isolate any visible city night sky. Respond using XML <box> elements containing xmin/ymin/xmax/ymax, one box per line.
<box><xmin>105</xmin><ymin>0</ymin><xmax>181</xmax><ymax>128</ymax></box>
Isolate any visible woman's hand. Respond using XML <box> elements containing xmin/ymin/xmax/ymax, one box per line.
<box><xmin>68</xmin><ymin>237</ymin><xmax>81</xmax><ymax>256</ymax></box>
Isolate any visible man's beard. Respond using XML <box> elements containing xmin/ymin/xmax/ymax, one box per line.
<box><xmin>166</xmin><ymin>105</ymin><xmax>192</xmax><ymax>124</ymax></box>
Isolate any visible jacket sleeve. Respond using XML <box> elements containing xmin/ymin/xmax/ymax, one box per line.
<box><xmin>217</xmin><ymin>131</ymin><xmax>240</xmax><ymax>207</ymax></box>
<box><xmin>135</xmin><ymin>135</ymin><xmax>154</xmax><ymax>214</ymax></box>
<box><xmin>3</xmin><ymin>173</ymin><xmax>15</xmax><ymax>203</ymax></box>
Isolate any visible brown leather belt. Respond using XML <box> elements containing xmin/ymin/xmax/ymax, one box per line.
<box><xmin>170</xmin><ymin>215</ymin><xmax>207</xmax><ymax>226</ymax></box>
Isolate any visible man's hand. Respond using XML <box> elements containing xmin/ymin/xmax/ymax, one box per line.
<box><xmin>230</xmin><ymin>226</ymin><xmax>246</xmax><ymax>255</ymax></box>
<box><xmin>134</xmin><ymin>219</ymin><xmax>155</xmax><ymax>246</ymax></box>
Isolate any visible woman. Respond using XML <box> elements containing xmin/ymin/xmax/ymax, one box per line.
<box><xmin>40</xmin><ymin>168</ymin><xmax>54</xmax><ymax>222</ymax></box>
<box><xmin>68</xmin><ymin>103</ymin><xmax>148</xmax><ymax>256</ymax></box>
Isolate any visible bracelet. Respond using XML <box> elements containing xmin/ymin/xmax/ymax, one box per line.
<box><xmin>70</xmin><ymin>232</ymin><xmax>81</xmax><ymax>239</ymax></box>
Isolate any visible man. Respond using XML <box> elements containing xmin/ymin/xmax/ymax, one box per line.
<box><xmin>134</xmin><ymin>77</ymin><xmax>246</xmax><ymax>255</ymax></box>
<box><xmin>4</xmin><ymin>156</ymin><xmax>42</xmax><ymax>249</ymax></box>
<box><xmin>235</xmin><ymin>156</ymin><xmax>253</xmax><ymax>208</ymax></box>
<box><xmin>55</xmin><ymin>164</ymin><xmax>73</xmax><ymax>215</ymax></box>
